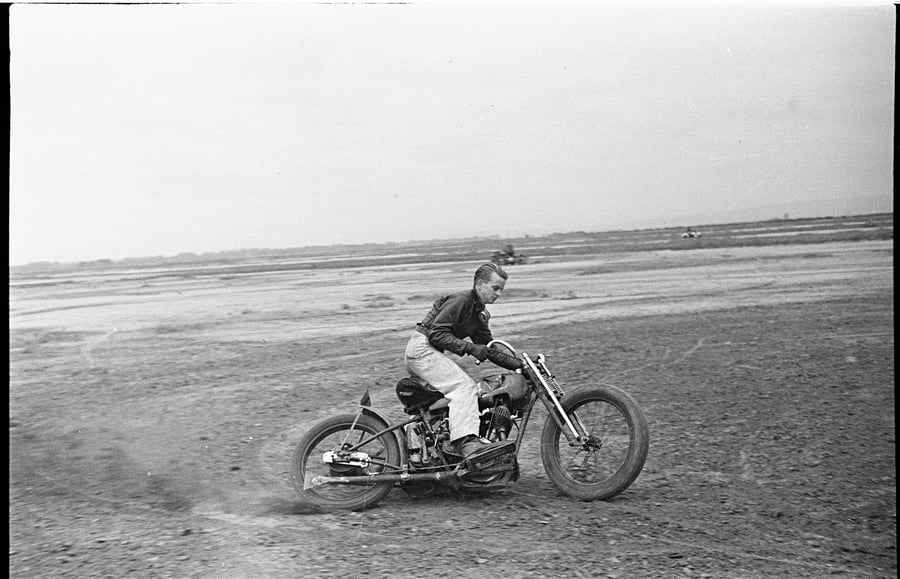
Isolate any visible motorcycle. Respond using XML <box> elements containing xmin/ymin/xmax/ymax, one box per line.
<box><xmin>290</xmin><ymin>340</ymin><xmax>649</xmax><ymax>511</ymax></box>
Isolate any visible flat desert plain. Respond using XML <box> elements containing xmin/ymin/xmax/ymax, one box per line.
<box><xmin>9</xmin><ymin>217</ymin><xmax>895</xmax><ymax>577</ymax></box>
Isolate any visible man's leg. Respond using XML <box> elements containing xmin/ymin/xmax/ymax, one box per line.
<box><xmin>405</xmin><ymin>332</ymin><xmax>481</xmax><ymax>441</ymax></box>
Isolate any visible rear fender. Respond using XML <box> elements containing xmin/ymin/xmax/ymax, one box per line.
<box><xmin>360</xmin><ymin>406</ymin><xmax>408</xmax><ymax>462</ymax></box>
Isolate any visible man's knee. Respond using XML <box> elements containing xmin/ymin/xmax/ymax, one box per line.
<box><xmin>455</xmin><ymin>376</ymin><xmax>480</xmax><ymax>398</ymax></box>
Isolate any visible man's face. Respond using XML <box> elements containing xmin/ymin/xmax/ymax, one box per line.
<box><xmin>475</xmin><ymin>272</ymin><xmax>506</xmax><ymax>305</ymax></box>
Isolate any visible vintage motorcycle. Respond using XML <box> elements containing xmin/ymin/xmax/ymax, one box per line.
<box><xmin>290</xmin><ymin>340</ymin><xmax>649</xmax><ymax>511</ymax></box>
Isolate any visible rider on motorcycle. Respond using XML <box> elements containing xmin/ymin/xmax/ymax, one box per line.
<box><xmin>404</xmin><ymin>263</ymin><xmax>508</xmax><ymax>458</ymax></box>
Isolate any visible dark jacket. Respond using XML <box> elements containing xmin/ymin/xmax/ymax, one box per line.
<box><xmin>416</xmin><ymin>289</ymin><xmax>493</xmax><ymax>356</ymax></box>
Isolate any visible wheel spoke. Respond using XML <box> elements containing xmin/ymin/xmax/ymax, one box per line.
<box><xmin>558</xmin><ymin>400</ymin><xmax>631</xmax><ymax>484</ymax></box>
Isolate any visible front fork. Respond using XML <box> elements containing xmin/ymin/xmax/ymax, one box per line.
<box><xmin>523</xmin><ymin>354</ymin><xmax>588</xmax><ymax>444</ymax></box>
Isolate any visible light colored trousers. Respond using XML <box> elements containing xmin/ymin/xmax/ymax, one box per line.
<box><xmin>404</xmin><ymin>331</ymin><xmax>481</xmax><ymax>442</ymax></box>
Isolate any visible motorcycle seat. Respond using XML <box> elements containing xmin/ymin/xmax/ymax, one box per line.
<box><xmin>395</xmin><ymin>376</ymin><xmax>446</xmax><ymax>414</ymax></box>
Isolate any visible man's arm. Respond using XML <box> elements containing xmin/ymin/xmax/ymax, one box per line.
<box><xmin>470</xmin><ymin>310</ymin><xmax>494</xmax><ymax>346</ymax></box>
<box><xmin>427</xmin><ymin>294</ymin><xmax>474</xmax><ymax>356</ymax></box>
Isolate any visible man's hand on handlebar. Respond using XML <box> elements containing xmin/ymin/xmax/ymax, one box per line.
<box><xmin>489</xmin><ymin>349</ymin><xmax>524</xmax><ymax>371</ymax></box>
<box><xmin>466</xmin><ymin>343</ymin><xmax>491</xmax><ymax>362</ymax></box>
<box><xmin>467</xmin><ymin>342</ymin><xmax>523</xmax><ymax>371</ymax></box>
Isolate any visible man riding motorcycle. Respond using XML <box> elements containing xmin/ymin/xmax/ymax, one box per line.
<box><xmin>404</xmin><ymin>263</ymin><xmax>508</xmax><ymax>458</ymax></box>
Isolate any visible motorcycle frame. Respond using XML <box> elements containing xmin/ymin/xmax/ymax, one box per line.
<box><xmin>307</xmin><ymin>346</ymin><xmax>588</xmax><ymax>488</ymax></box>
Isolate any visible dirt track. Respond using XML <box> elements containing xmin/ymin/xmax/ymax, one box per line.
<box><xmin>9</xmin><ymin>239</ymin><xmax>895</xmax><ymax>577</ymax></box>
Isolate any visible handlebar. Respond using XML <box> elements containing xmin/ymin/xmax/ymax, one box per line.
<box><xmin>473</xmin><ymin>339</ymin><xmax>523</xmax><ymax>371</ymax></box>
<box><xmin>489</xmin><ymin>348</ymin><xmax>524</xmax><ymax>371</ymax></box>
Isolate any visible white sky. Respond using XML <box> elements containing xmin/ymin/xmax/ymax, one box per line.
<box><xmin>8</xmin><ymin>1</ymin><xmax>895</xmax><ymax>264</ymax></box>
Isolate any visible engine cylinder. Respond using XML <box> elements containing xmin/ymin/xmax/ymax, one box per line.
<box><xmin>482</xmin><ymin>405</ymin><xmax>512</xmax><ymax>440</ymax></box>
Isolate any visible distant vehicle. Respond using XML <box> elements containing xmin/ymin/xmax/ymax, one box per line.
<box><xmin>491</xmin><ymin>244</ymin><xmax>527</xmax><ymax>265</ymax></box>
<box><xmin>681</xmin><ymin>228</ymin><xmax>702</xmax><ymax>239</ymax></box>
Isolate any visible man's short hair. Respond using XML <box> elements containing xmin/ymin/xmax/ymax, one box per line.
<box><xmin>474</xmin><ymin>263</ymin><xmax>508</xmax><ymax>285</ymax></box>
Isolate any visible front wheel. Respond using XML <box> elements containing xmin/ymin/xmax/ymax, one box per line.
<box><xmin>541</xmin><ymin>385</ymin><xmax>649</xmax><ymax>501</ymax></box>
<box><xmin>291</xmin><ymin>413</ymin><xmax>400</xmax><ymax>511</ymax></box>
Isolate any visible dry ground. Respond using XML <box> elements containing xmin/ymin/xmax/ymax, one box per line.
<box><xmin>9</xmin><ymin>238</ymin><xmax>895</xmax><ymax>578</ymax></box>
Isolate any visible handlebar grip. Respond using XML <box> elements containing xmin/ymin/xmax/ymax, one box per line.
<box><xmin>488</xmin><ymin>347</ymin><xmax>523</xmax><ymax>371</ymax></box>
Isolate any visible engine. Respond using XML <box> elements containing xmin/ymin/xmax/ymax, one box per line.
<box><xmin>476</xmin><ymin>372</ymin><xmax>529</xmax><ymax>442</ymax></box>
<box><xmin>401</xmin><ymin>372</ymin><xmax>528</xmax><ymax>465</ymax></box>
<box><xmin>480</xmin><ymin>404</ymin><xmax>513</xmax><ymax>442</ymax></box>
<box><xmin>405</xmin><ymin>414</ymin><xmax>452</xmax><ymax>466</ymax></box>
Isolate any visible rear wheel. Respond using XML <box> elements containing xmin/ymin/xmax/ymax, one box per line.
<box><xmin>541</xmin><ymin>385</ymin><xmax>648</xmax><ymax>500</ymax></box>
<box><xmin>291</xmin><ymin>413</ymin><xmax>400</xmax><ymax>511</ymax></box>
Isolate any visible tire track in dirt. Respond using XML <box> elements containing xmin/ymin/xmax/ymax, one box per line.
<box><xmin>79</xmin><ymin>327</ymin><xmax>119</xmax><ymax>366</ymax></box>
<box><xmin>609</xmin><ymin>336</ymin><xmax>724</xmax><ymax>378</ymax></box>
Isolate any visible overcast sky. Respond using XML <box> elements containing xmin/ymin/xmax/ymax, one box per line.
<box><xmin>8</xmin><ymin>1</ymin><xmax>894</xmax><ymax>265</ymax></box>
